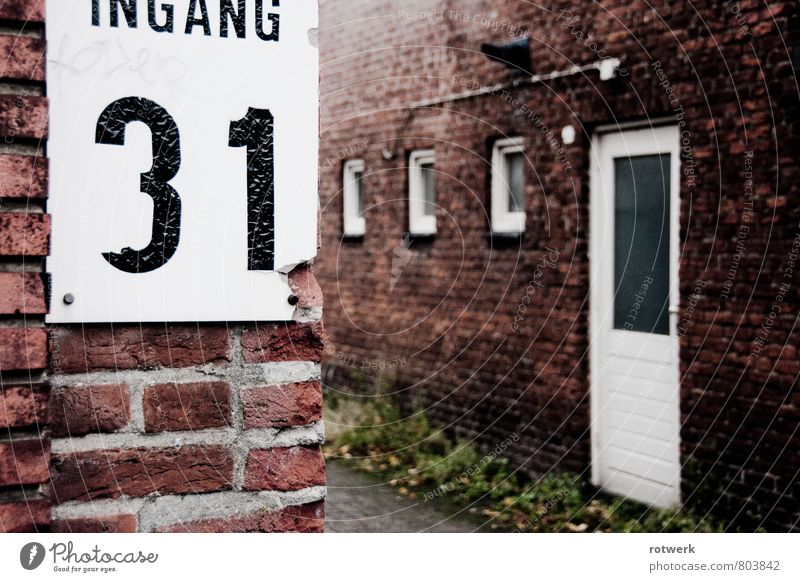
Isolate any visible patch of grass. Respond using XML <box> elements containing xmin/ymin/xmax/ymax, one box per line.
<box><xmin>324</xmin><ymin>398</ymin><xmax>733</xmax><ymax>532</ymax></box>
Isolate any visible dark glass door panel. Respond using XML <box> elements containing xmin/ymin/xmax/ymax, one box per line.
<box><xmin>613</xmin><ymin>154</ymin><xmax>671</xmax><ymax>335</ymax></box>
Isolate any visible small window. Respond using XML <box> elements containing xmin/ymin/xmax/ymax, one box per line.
<box><xmin>343</xmin><ymin>159</ymin><xmax>365</xmax><ymax>236</ymax></box>
<box><xmin>408</xmin><ymin>150</ymin><xmax>437</xmax><ymax>235</ymax></box>
<box><xmin>491</xmin><ymin>137</ymin><xmax>526</xmax><ymax>234</ymax></box>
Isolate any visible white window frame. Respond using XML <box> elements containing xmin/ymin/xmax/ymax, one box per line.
<box><xmin>491</xmin><ymin>137</ymin><xmax>526</xmax><ymax>234</ymax></box>
<box><xmin>408</xmin><ymin>149</ymin><xmax>437</xmax><ymax>235</ymax></box>
<box><xmin>342</xmin><ymin>159</ymin><xmax>365</xmax><ymax>236</ymax></box>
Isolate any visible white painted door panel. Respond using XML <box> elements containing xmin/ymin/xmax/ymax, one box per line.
<box><xmin>590</xmin><ymin>125</ymin><xmax>682</xmax><ymax>508</ymax></box>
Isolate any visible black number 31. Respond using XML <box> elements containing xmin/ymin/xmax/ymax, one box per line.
<box><xmin>96</xmin><ymin>97</ymin><xmax>275</xmax><ymax>274</ymax></box>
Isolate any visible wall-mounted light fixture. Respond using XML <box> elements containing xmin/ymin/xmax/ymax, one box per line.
<box><xmin>480</xmin><ymin>36</ymin><xmax>532</xmax><ymax>77</ymax></box>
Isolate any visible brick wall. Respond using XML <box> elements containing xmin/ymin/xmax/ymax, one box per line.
<box><xmin>318</xmin><ymin>0</ymin><xmax>799</xmax><ymax>530</ymax></box>
<box><xmin>0</xmin><ymin>0</ymin><xmax>50</xmax><ymax>533</ymax></box>
<box><xmin>46</xmin><ymin>316</ymin><xmax>326</xmax><ymax>533</ymax></box>
<box><xmin>1</xmin><ymin>0</ymin><xmax>327</xmax><ymax>533</ymax></box>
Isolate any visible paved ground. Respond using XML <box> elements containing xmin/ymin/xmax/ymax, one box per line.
<box><xmin>325</xmin><ymin>459</ymin><xmax>487</xmax><ymax>533</ymax></box>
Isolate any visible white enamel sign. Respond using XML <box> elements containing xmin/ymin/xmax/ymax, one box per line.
<box><xmin>46</xmin><ymin>0</ymin><xmax>319</xmax><ymax>323</ymax></box>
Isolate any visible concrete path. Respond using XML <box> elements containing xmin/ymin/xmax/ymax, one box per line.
<box><xmin>324</xmin><ymin>459</ymin><xmax>488</xmax><ymax>533</ymax></box>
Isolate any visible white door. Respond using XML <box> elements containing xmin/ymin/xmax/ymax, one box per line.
<box><xmin>590</xmin><ymin>125</ymin><xmax>681</xmax><ymax>507</ymax></box>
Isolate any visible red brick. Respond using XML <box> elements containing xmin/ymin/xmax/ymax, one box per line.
<box><xmin>0</xmin><ymin>95</ymin><xmax>47</xmax><ymax>140</ymax></box>
<box><xmin>0</xmin><ymin>272</ymin><xmax>46</xmax><ymax>315</ymax></box>
<box><xmin>0</xmin><ymin>439</ymin><xmax>50</xmax><ymax>486</ymax></box>
<box><xmin>0</xmin><ymin>35</ymin><xmax>44</xmax><ymax>81</ymax></box>
<box><xmin>143</xmin><ymin>382</ymin><xmax>231</xmax><ymax>433</ymax></box>
<box><xmin>244</xmin><ymin>446</ymin><xmax>325</xmax><ymax>491</ymax></box>
<box><xmin>49</xmin><ymin>384</ymin><xmax>130</xmax><ymax>438</ymax></box>
<box><xmin>317</xmin><ymin>0</ymin><xmax>799</xmax><ymax>532</ymax></box>
<box><xmin>0</xmin><ymin>499</ymin><xmax>49</xmax><ymax>533</ymax></box>
<box><xmin>155</xmin><ymin>501</ymin><xmax>324</xmax><ymax>533</ymax></box>
<box><xmin>0</xmin><ymin>154</ymin><xmax>47</xmax><ymax>198</ymax></box>
<box><xmin>51</xmin><ymin>514</ymin><xmax>138</xmax><ymax>534</ymax></box>
<box><xmin>242</xmin><ymin>382</ymin><xmax>322</xmax><ymax>429</ymax></box>
<box><xmin>49</xmin><ymin>325</ymin><xmax>230</xmax><ymax>373</ymax></box>
<box><xmin>0</xmin><ymin>213</ymin><xmax>49</xmax><ymax>256</ymax></box>
<box><xmin>0</xmin><ymin>327</ymin><xmax>47</xmax><ymax>371</ymax></box>
<box><xmin>0</xmin><ymin>0</ymin><xmax>44</xmax><ymax>22</ymax></box>
<box><xmin>288</xmin><ymin>265</ymin><xmax>324</xmax><ymax>308</ymax></box>
<box><xmin>49</xmin><ymin>446</ymin><xmax>233</xmax><ymax>502</ymax></box>
<box><xmin>241</xmin><ymin>322</ymin><xmax>325</xmax><ymax>363</ymax></box>
<box><xmin>0</xmin><ymin>384</ymin><xmax>47</xmax><ymax>428</ymax></box>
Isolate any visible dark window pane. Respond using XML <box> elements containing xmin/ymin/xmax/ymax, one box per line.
<box><xmin>613</xmin><ymin>154</ymin><xmax>671</xmax><ymax>335</ymax></box>
<box><xmin>353</xmin><ymin>170</ymin><xmax>363</xmax><ymax>214</ymax></box>
<box><xmin>421</xmin><ymin>162</ymin><xmax>435</xmax><ymax>216</ymax></box>
<box><xmin>507</xmin><ymin>152</ymin><xmax>525</xmax><ymax>212</ymax></box>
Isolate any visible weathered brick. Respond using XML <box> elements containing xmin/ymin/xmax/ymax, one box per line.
<box><xmin>143</xmin><ymin>382</ymin><xmax>231</xmax><ymax>433</ymax></box>
<box><xmin>49</xmin><ymin>446</ymin><xmax>234</xmax><ymax>502</ymax></box>
<box><xmin>0</xmin><ymin>327</ymin><xmax>47</xmax><ymax>371</ymax></box>
<box><xmin>0</xmin><ymin>272</ymin><xmax>46</xmax><ymax>314</ymax></box>
<box><xmin>51</xmin><ymin>514</ymin><xmax>138</xmax><ymax>534</ymax></box>
<box><xmin>0</xmin><ymin>154</ymin><xmax>47</xmax><ymax>198</ymax></box>
<box><xmin>0</xmin><ymin>0</ymin><xmax>330</xmax><ymax>537</ymax></box>
<box><xmin>288</xmin><ymin>265</ymin><xmax>324</xmax><ymax>309</ymax></box>
<box><xmin>0</xmin><ymin>0</ymin><xmax>44</xmax><ymax>22</ymax></box>
<box><xmin>0</xmin><ymin>383</ymin><xmax>48</xmax><ymax>428</ymax></box>
<box><xmin>49</xmin><ymin>325</ymin><xmax>230</xmax><ymax>373</ymax></box>
<box><xmin>0</xmin><ymin>213</ymin><xmax>49</xmax><ymax>256</ymax></box>
<box><xmin>317</xmin><ymin>0</ymin><xmax>800</xmax><ymax>531</ymax></box>
<box><xmin>241</xmin><ymin>322</ymin><xmax>325</xmax><ymax>363</ymax></box>
<box><xmin>241</xmin><ymin>382</ymin><xmax>322</xmax><ymax>429</ymax></box>
<box><xmin>244</xmin><ymin>446</ymin><xmax>325</xmax><ymax>491</ymax></box>
<box><xmin>0</xmin><ymin>35</ymin><xmax>44</xmax><ymax>81</ymax></box>
<box><xmin>155</xmin><ymin>501</ymin><xmax>324</xmax><ymax>533</ymax></box>
<box><xmin>0</xmin><ymin>439</ymin><xmax>50</xmax><ymax>486</ymax></box>
<box><xmin>0</xmin><ymin>499</ymin><xmax>49</xmax><ymax>533</ymax></box>
<box><xmin>0</xmin><ymin>95</ymin><xmax>47</xmax><ymax>140</ymax></box>
<box><xmin>49</xmin><ymin>384</ymin><xmax>130</xmax><ymax>438</ymax></box>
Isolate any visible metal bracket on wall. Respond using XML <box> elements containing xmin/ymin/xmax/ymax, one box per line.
<box><xmin>409</xmin><ymin>57</ymin><xmax>623</xmax><ymax>110</ymax></box>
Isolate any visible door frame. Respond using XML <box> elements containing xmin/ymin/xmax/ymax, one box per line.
<box><xmin>589</xmin><ymin>122</ymin><xmax>682</xmax><ymax>505</ymax></box>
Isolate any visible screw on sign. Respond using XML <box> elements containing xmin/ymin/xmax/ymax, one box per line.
<box><xmin>46</xmin><ymin>0</ymin><xmax>319</xmax><ymax>323</ymax></box>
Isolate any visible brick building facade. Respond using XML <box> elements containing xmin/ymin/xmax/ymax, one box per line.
<box><xmin>318</xmin><ymin>0</ymin><xmax>799</xmax><ymax>530</ymax></box>
<box><xmin>1</xmin><ymin>0</ymin><xmax>326</xmax><ymax>533</ymax></box>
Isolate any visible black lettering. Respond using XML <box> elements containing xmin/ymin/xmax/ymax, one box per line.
<box><xmin>229</xmin><ymin>108</ymin><xmax>275</xmax><ymax>270</ymax></box>
<box><xmin>110</xmin><ymin>0</ymin><xmax>137</xmax><ymax>28</ymax></box>
<box><xmin>148</xmin><ymin>0</ymin><xmax>174</xmax><ymax>33</ymax></box>
<box><xmin>96</xmin><ymin>97</ymin><xmax>182</xmax><ymax>274</ymax></box>
<box><xmin>255</xmin><ymin>0</ymin><xmax>279</xmax><ymax>41</ymax></box>
<box><xmin>92</xmin><ymin>0</ymin><xmax>284</xmax><ymax>41</ymax></box>
<box><xmin>220</xmin><ymin>0</ymin><xmax>246</xmax><ymax>39</ymax></box>
<box><xmin>185</xmin><ymin>0</ymin><xmax>212</xmax><ymax>36</ymax></box>
<box><xmin>92</xmin><ymin>0</ymin><xmax>101</xmax><ymax>26</ymax></box>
